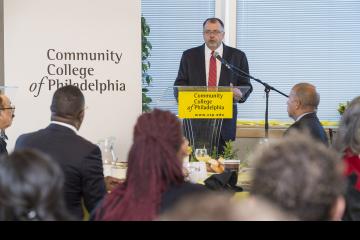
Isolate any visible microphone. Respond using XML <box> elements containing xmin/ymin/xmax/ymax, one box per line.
<box><xmin>213</xmin><ymin>51</ymin><xmax>239</xmax><ymax>96</ymax></box>
<box><xmin>212</xmin><ymin>51</ymin><xmax>232</xmax><ymax>70</ymax></box>
<box><xmin>213</xmin><ymin>51</ymin><xmax>250</xmax><ymax>79</ymax></box>
<box><xmin>212</xmin><ymin>51</ymin><xmax>253</xmax><ymax>100</ymax></box>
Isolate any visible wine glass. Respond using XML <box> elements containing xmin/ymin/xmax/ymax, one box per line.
<box><xmin>98</xmin><ymin>137</ymin><xmax>118</xmax><ymax>177</ymax></box>
<box><xmin>194</xmin><ymin>148</ymin><xmax>208</xmax><ymax>161</ymax></box>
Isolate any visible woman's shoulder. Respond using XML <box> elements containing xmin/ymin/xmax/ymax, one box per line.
<box><xmin>168</xmin><ymin>182</ymin><xmax>208</xmax><ymax>195</ymax></box>
<box><xmin>160</xmin><ymin>182</ymin><xmax>208</xmax><ymax>214</ymax></box>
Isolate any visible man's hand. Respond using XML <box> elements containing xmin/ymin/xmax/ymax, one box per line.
<box><xmin>105</xmin><ymin>176</ymin><xmax>123</xmax><ymax>192</ymax></box>
<box><xmin>230</xmin><ymin>83</ymin><xmax>243</xmax><ymax>101</ymax></box>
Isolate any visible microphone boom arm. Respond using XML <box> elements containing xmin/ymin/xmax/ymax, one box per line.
<box><xmin>213</xmin><ymin>51</ymin><xmax>289</xmax><ymax>139</ymax></box>
<box><xmin>226</xmin><ymin>61</ymin><xmax>288</xmax><ymax>98</ymax></box>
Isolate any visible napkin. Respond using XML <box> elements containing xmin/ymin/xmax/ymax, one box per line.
<box><xmin>204</xmin><ymin>169</ymin><xmax>243</xmax><ymax>192</ymax></box>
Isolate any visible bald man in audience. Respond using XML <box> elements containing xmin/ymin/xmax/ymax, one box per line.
<box><xmin>285</xmin><ymin>82</ymin><xmax>328</xmax><ymax>145</ymax></box>
<box><xmin>0</xmin><ymin>94</ymin><xmax>15</xmax><ymax>155</ymax></box>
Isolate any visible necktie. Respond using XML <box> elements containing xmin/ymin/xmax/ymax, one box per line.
<box><xmin>0</xmin><ymin>130</ymin><xmax>7</xmax><ymax>140</ymax></box>
<box><xmin>208</xmin><ymin>51</ymin><xmax>217</xmax><ymax>87</ymax></box>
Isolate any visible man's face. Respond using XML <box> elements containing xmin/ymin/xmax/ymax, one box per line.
<box><xmin>203</xmin><ymin>21</ymin><xmax>225</xmax><ymax>51</ymax></box>
<box><xmin>287</xmin><ymin>89</ymin><xmax>299</xmax><ymax>120</ymax></box>
<box><xmin>0</xmin><ymin>95</ymin><xmax>15</xmax><ymax>129</ymax></box>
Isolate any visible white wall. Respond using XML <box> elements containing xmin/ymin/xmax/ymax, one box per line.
<box><xmin>4</xmin><ymin>0</ymin><xmax>142</xmax><ymax>161</ymax></box>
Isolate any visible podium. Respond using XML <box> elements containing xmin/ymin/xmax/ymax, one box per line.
<box><xmin>156</xmin><ymin>86</ymin><xmax>250</xmax><ymax>157</ymax></box>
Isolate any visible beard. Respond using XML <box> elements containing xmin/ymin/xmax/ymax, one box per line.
<box><xmin>206</xmin><ymin>40</ymin><xmax>220</xmax><ymax>49</ymax></box>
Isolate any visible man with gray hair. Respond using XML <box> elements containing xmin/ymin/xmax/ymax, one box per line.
<box><xmin>285</xmin><ymin>82</ymin><xmax>328</xmax><ymax>145</ymax></box>
<box><xmin>251</xmin><ymin>132</ymin><xmax>345</xmax><ymax>221</ymax></box>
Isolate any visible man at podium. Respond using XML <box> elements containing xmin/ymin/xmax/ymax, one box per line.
<box><xmin>174</xmin><ymin>17</ymin><xmax>252</xmax><ymax>154</ymax></box>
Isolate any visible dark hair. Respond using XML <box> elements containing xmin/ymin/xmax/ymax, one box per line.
<box><xmin>50</xmin><ymin>85</ymin><xmax>85</xmax><ymax>118</ymax></box>
<box><xmin>334</xmin><ymin>96</ymin><xmax>360</xmax><ymax>155</ymax></box>
<box><xmin>0</xmin><ymin>150</ymin><xmax>73</xmax><ymax>221</ymax></box>
<box><xmin>96</xmin><ymin>109</ymin><xmax>184</xmax><ymax>220</ymax></box>
<box><xmin>203</xmin><ymin>17</ymin><xmax>224</xmax><ymax>29</ymax></box>
<box><xmin>251</xmin><ymin>132</ymin><xmax>345</xmax><ymax>220</ymax></box>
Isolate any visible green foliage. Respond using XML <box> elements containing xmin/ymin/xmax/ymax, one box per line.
<box><xmin>142</xmin><ymin>16</ymin><xmax>153</xmax><ymax>112</ymax></box>
<box><xmin>211</xmin><ymin>146</ymin><xmax>218</xmax><ymax>159</ymax></box>
<box><xmin>337</xmin><ymin>101</ymin><xmax>349</xmax><ymax>115</ymax></box>
<box><xmin>221</xmin><ymin>141</ymin><xmax>238</xmax><ymax>160</ymax></box>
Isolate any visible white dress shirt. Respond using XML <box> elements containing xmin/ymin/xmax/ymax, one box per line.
<box><xmin>50</xmin><ymin>121</ymin><xmax>78</xmax><ymax>134</ymax></box>
<box><xmin>295</xmin><ymin>111</ymin><xmax>316</xmax><ymax>122</ymax></box>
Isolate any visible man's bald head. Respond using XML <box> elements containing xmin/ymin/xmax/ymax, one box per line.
<box><xmin>287</xmin><ymin>83</ymin><xmax>320</xmax><ymax>120</ymax></box>
<box><xmin>292</xmin><ymin>83</ymin><xmax>320</xmax><ymax>110</ymax></box>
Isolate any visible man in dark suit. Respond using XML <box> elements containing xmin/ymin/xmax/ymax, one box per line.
<box><xmin>284</xmin><ymin>82</ymin><xmax>328</xmax><ymax>145</ymax></box>
<box><xmin>0</xmin><ymin>94</ymin><xmax>15</xmax><ymax>155</ymax></box>
<box><xmin>174</xmin><ymin>17</ymin><xmax>252</xmax><ymax>154</ymax></box>
<box><xmin>15</xmin><ymin>85</ymin><xmax>106</xmax><ymax>220</ymax></box>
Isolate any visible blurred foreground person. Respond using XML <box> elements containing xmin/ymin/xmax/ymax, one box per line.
<box><xmin>234</xmin><ymin>196</ymin><xmax>297</xmax><ymax>221</ymax></box>
<box><xmin>94</xmin><ymin>109</ymin><xmax>207</xmax><ymax>221</ymax></box>
<box><xmin>0</xmin><ymin>150</ymin><xmax>73</xmax><ymax>221</ymax></box>
<box><xmin>251</xmin><ymin>132</ymin><xmax>345</xmax><ymax>221</ymax></box>
<box><xmin>334</xmin><ymin>96</ymin><xmax>360</xmax><ymax>220</ymax></box>
<box><xmin>159</xmin><ymin>192</ymin><xmax>236</xmax><ymax>221</ymax></box>
<box><xmin>159</xmin><ymin>193</ymin><xmax>296</xmax><ymax>221</ymax></box>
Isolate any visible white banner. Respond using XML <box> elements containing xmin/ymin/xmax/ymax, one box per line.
<box><xmin>4</xmin><ymin>0</ymin><xmax>141</xmax><ymax>161</ymax></box>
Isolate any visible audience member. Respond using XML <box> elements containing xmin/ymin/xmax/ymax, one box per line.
<box><xmin>15</xmin><ymin>85</ymin><xmax>106</xmax><ymax>220</ymax></box>
<box><xmin>0</xmin><ymin>150</ymin><xmax>73</xmax><ymax>221</ymax></box>
<box><xmin>159</xmin><ymin>192</ymin><xmax>296</xmax><ymax>221</ymax></box>
<box><xmin>94</xmin><ymin>109</ymin><xmax>207</xmax><ymax>221</ymax></box>
<box><xmin>334</xmin><ymin>96</ymin><xmax>360</xmax><ymax>221</ymax></box>
<box><xmin>158</xmin><ymin>192</ymin><xmax>237</xmax><ymax>221</ymax></box>
<box><xmin>234</xmin><ymin>196</ymin><xmax>297</xmax><ymax>221</ymax></box>
<box><xmin>0</xmin><ymin>93</ymin><xmax>15</xmax><ymax>155</ymax></box>
<box><xmin>285</xmin><ymin>83</ymin><xmax>328</xmax><ymax>145</ymax></box>
<box><xmin>251</xmin><ymin>132</ymin><xmax>345</xmax><ymax>220</ymax></box>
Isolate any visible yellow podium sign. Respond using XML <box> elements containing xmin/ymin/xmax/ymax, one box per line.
<box><xmin>178</xmin><ymin>91</ymin><xmax>233</xmax><ymax>119</ymax></box>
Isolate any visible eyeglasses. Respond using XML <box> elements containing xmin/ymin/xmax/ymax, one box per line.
<box><xmin>0</xmin><ymin>104</ymin><xmax>15</xmax><ymax>112</ymax></box>
<box><xmin>203</xmin><ymin>30</ymin><xmax>223</xmax><ymax>35</ymax></box>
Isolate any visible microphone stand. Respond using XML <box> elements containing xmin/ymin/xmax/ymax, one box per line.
<box><xmin>226</xmin><ymin>62</ymin><xmax>289</xmax><ymax>139</ymax></box>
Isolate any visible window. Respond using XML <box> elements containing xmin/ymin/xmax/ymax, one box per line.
<box><xmin>142</xmin><ymin>0</ymin><xmax>215</xmax><ymax>113</ymax></box>
<box><xmin>236</xmin><ymin>0</ymin><xmax>360</xmax><ymax>121</ymax></box>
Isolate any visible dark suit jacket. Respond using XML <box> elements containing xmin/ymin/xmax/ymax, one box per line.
<box><xmin>15</xmin><ymin>124</ymin><xmax>106</xmax><ymax>220</ymax></box>
<box><xmin>284</xmin><ymin>112</ymin><xmax>329</xmax><ymax>146</ymax></box>
<box><xmin>0</xmin><ymin>138</ymin><xmax>7</xmax><ymax>155</ymax></box>
<box><xmin>174</xmin><ymin>43</ymin><xmax>253</xmax><ymax>141</ymax></box>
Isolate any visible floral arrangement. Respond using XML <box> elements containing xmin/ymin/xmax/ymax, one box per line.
<box><xmin>221</xmin><ymin>141</ymin><xmax>237</xmax><ymax>160</ymax></box>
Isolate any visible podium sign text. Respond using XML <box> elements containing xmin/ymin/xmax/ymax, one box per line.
<box><xmin>178</xmin><ymin>91</ymin><xmax>233</xmax><ymax>119</ymax></box>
